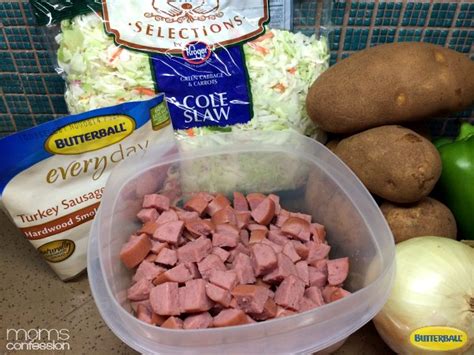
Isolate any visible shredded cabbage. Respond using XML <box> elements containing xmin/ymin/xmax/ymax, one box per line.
<box><xmin>56</xmin><ymin>13</ymin><xmax>330</xmax><ymax>193</ymax></box>
<box><xmin>56</xmin><ymin>13</ymin><xmax>329</xmax><ymax>142</ymax></box>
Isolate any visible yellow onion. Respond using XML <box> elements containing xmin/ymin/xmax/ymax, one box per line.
<box><xmin>374</xmin><ymin>237</ymin><xmax>473</xmax><ymax>354</ymax></box>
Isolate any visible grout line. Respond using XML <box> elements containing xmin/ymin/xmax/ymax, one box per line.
<box><xmin>337</xmin><ymin>0</ymin><xmax>351</xmax><ymax>60</ymax></box>
<box><xmin>366</xmin><ymin>0</ymin><xmax>380</xmax><ymax>48</ymax></box>
<box><xmin>446</xmin><ymin>1</ymin><xmax>462</xmax><ymax>49</ymax></box>
<box><xmin>420</xmin><ymin>0</ymin><xmax>435</xmax><ymax>42</ymax></box>
<box><xmin>394</xmin><ymin>0</ymin><xmax>408</xmax><ymax>42</ymax></box>
<box><xmin>1</xmin><ymin>26</ymin><xmax>18</xmax><ymax>132</ymax></box>
<box><xmin>18</xmin><ymin>1</ymin><xmax>54</xmax><ymax>124</ymax></box>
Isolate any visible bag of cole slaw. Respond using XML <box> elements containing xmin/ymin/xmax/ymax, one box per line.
<box><xmin>0</xmin><ymin>95</ymin><xmax>174</xmax><ymax>280</ymax></box>
<box><xmin>32</xmin><ymin>0</ymin><xmax>331</xmax><ymax>192</ymax></box>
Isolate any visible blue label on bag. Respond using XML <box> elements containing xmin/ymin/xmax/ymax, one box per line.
<box><xmin>151</xmin><ymin>45</ymin><xmax>252</xmax><ymax>130</ymax></box>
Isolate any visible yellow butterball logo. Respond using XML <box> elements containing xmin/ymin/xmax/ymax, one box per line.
<box><xmin>410</xmin><ymin>326</ymin><xmax>468</xmax><ymax>352</ymax></box>
<box><xmin>45</xmin><ymin>115</ymin><xmax>135</xmax><ymax>155</ymax></box>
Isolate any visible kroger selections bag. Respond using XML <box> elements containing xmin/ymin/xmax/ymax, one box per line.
<box><xmin>32</xmin><ymin>0</ymin><xmax>330</xmax><ymax>142</ymax></box>
<box><xmin>0</xmin><ymin>95</ymin><xmax>173</xmax><ymax>280</ymax></box>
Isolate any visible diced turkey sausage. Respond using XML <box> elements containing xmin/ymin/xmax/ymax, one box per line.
<box><xmin>197</xmin><ymin>254</ymin><xmax>226</xmax><ymax>280</ymax></box>
<box><xmin>155</xmin><ymin>248</ymin><xmax>177</xmax><ymax>266</ymax></box>
<box><xmin>281</xmin><ymin>217</ymin><xmax>311</xmax><ymax>241</ymax></box>
<box><xmin>213</xmin><ymin>309</ymin><xmax>248</xmax><ymax>327</ymax></box>
<box><xmin>153</xmin><ymin>220</ymin><xmax>184</xmax><ymax>245</ymax></box>
<box><xmin>183</xmin><ymin>312</ymin><xmax>213</xmax><ymax>329</ymax></box>
<box><xmin>177</xmin><ymin>236</ymin><xmax>212</xmax><ymax>263</ymax></box>
<box><xmin>185</xmin><ymin>219</ymin><xmax>215</xmax><ymax>237</ymax></box>
<box><xmin>161</xmin><ymin>316</ymin><xmax>183</xmax><ymax>329</ymax></box>
<box><xmin>249</xmin><ymin>230</ymin><xmax>267</xmax><ymax>244</ymax></box>
<box><xmin>137</xmin><ymin>208</ymin><xmax>159</xmax><ymax>223</ymax></box>
<box><xmin>120</xmin><ymin>234</ymin><xmax>152</xmax><ymax>268</ymax></box>
<box><xmin>156</xmin><ymin>209</ymin><xmax>179</xmax><ymax>225</ymax></box>
<box><xmin>184</xmin><ymin>195</ymin><xmax>209</xmax><ymax>216</ymax></box>
<box><xmin>246</xmin><ymin>193</ymin><xmax>266</xmax><ymax>210</ymax></box>
<box><xmin>233</xmin><ymin>192</ymin><xmax>249</xmax><ymax>211</ymax></box>
<box><xmin>181</xmin><ymin>279</ymin><xmax>214</xmax><ymax>313</ymax></box>
<box><xmin>231</xmin><ymin>285</ymin><xmax>269</xmax><ymax>314</ymax></box>
<box><xmin>150</xmin><ymin>282</ymin><xmax>180</xmax><ymax>316</ymax></box>
<box><xmin>327</xmin><ymin>257</ymin><xmax>349</xmax><ymax>285</ymax></box>
<box><xmin>143</xmin><ymin>194</ymin><xmax>170</xmax><ymax>211</ymax></box>
<box><xmin>205</xmin><ymin>283</ymin><xmax>232</xmax><ymax>307</ymax></box>
<box><xmin>250</xmin><ymin>243</ymin><xmax>277</xmax><ymax>276</ymax></box>
<box><xmin>209</xmin><ymin>270</ymin><xmax>238</xmax><ymax>290</ymax></box>
<box><xmin>206</xmin><ymin>194</ymin><xmax>231</xmax><ymax>216</ymax></box>
<box><xmin>251</xmin><ymin>197</ymin><xmax>275</xmax><ymax>225</ymax></box>
<box><xmin>127</xmin><ymin>278</ymin><xmax>153</xmax><ymax>301</ymax></box>
<box><xmin>274</xmin><ymin>275</ymin><xmax>305</xmax><ymax>311</ymax></box>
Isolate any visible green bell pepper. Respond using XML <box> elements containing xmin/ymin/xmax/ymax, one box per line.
<box><xmin>435</xmin><ymin>122</ymin><xmax>474</xmax><ymax>240</ymax></box>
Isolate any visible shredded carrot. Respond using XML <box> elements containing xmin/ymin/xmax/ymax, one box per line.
<box><xmin>134</xmin><ymin>87</ymin><xmax>156</xmax><ymax>96</ymax></box>
<box><xmin>272</xmin><ymin>83</ymin><xmax>287</xmax><ymax>93</ymax></box>
<box><xmin>287</xmin><ymin>67</ymin><xmax>297</xmax><ymax>74</ymax></box>
<box><xmin>109</xmin><ymin>47</ymin><xmax>124</xmax><ymax>64</ymax></box>
<box><xmin>253</xmin><ymin>31</ymin><xmax>275</xmax><ymax>43</ymax></box>
<box><xmin>247</xmin><ymin>42</ymin><xmax>270</xmax><ymax>55</ymax></box>
<box><xmin>186</xmin><ymin>128</ymin><xmax>195</xmax><ymax>137</ymax></box>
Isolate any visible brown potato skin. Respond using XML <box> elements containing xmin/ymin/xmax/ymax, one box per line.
<box><xmin>334</xmin><ymin>125</ymin><xmax>441</xmax><ymax>203</ymax></box>
<box><xmin>306</xmin><ymin>42</ymin><xmax>474</xmax><ymax>134</ymax></box>
<box><xmin>381</xmin><ymin>197</ymin><xmax>457</xmax><ymax>243</ymax></box>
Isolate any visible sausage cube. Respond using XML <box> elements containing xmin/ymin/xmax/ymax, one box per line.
<box><xmin>137</xmin><ymin>208</ymin><xmax>159</xmax><ymax>223</ymax></box>
<box><xmin>183</xmin><ymin>312</ymin><xmax>213</xmax><ymax>329</ymax></box>
<box><xmin>213</xmin><ymin>309</ymin><xmax>248</xmax><ymax>328</ymax></box>
<box><xmin>212</xmin><ymin>247</ymin><xmax>230</xmax><ymax>262</ymax></box>
<box><xmin>163</xmin><ymin>263</ymin><xmax>194</xmax><ymax>283</ymax></box>
<box><xmin>155</xmin><ymin>248</ymin><xmax>177</xmax><ymax>266</ymax></box>
<box><xmin>250</xmin><ymin>298</ymin><xmax>278</xmax><ymax>321</ymax></box>
<box><xmin>231</xmin><ymin>284</ymin><xmax>269</xmax><ymax>314</ymax></box>
<box><xmin>156</xmin><ymin>209</ymin><xmax>179</xmax><ymax>225</ymax></box>
<box><xmin>206</xmin><ymin>194</ymin><xmax>231</xmax><ymax>216</ymax></box>
<box><xmin>150</xmin><ymin>282</ymin><xmax>180</xmax><ymax>316</ymax></box>
<box><xmin>327</xmin><ymin>257</ymin><xmax>349</xmax><ymax>285</ymax></box>
<box><xmin>251</xmin><ymin>197</ymin><xmax>276</xmax><ymax>225</ymax></box>
<box><xmin>132</xmin><ymin>260</ymin><xmax>165</xmax><ymax>283</ymax></box>
<box><xmin>205</xmin><ymin>283</ymin><xmax>232</xmax><ymax>307</ymax></box>
<box><xmin>143</xmin><ymin>194</ymin><xmax>170</xmax><ymax>211</ymax></box>
<box><xmin>120</xmin><ymin>234</ymin><xmax>152</xmax><ymax>269</ymax></box>
<box><xmin>282</xmin><ymin>241</ymin><xmax>301</xmax><ymax>263</ymax></box>
<box><xmin>197</xmin><ymin>254</ymin><xmax>226</xmax><ymax>280</ymax></box>
<box><xmin>181</xmin><ymin>279</ymin><xmax>214</xmax><ymax>313</ymax></box>
<box><xmin>153</xmin><ymin>220</ymin><xmax>184</xmax><ymax>245</ymax></box>
<box><xmin>161</xmin><ymin>316</ymin><xmax>183</xmax><ymax>329</ymax></box>
<box><xmin>281</xmin><ymin>217</ymin><xmax>310</xmax><ymax>241</ymax></box>
<box><xmin>307</xmin><ymin>242</ymin><xmax>331</xmax><ymax>264</ymax></box>
<box><xmin>305</xmin><ymin>286</ymin><xmax>325</xmax><ymax>306</ymax></box>
<box><xmin>177</xmin><ymin>236</ymin><xmax>212</xmax><ymax>263</ymax></box>
<box><xmin>211</xmin><ymin>206</ymin><xmax>237</xmax><ymax>226</ymax></box>
<box><xmin>308</xmin><ymin>266</ymin><xmax>327</xmax><ymax>288</ymax></box>
<box><xmin>184</xmin><ymin>195</ymin><xmax>209</xmax><ymax>216</ymax></box>
<box><xmin>209</xmin><ymin>270</ymin><xmax>238</xmax><ymax>290</ymax></box>
<box><xmin>274</xmin><ymin>275</ymin><xmax>305</xmax><ymax>311</ymax></box>
<box><xmin>127</xmin><ymin>278</ymin><xmax>153</xmax><ymax>301</ymax></box>
<box><xmin>263</xmin><ymin>253</ymin><xmax>298</xmax><ymax>284</ymax></box>
<box><xmin>250</xmin><ymin>243</ymin><xmax>278</xmax><ymax>276</ymax></box>
<box><xmin>233</xmin><ymin>192</ymin><xmax>249</xmax><ymax>211</ymax></box>
<box><xmin>295</xmin><ymin>260</ymin><xmax>309</xmax><ymax>286</ymax></box>
<box><xmin>249</xmin><ymin>230</ymin><xmax>267</xmax><ymax>244</ymax></box>
<box><xmin>246</xmin><ymin>193</ymin><xmax>266</xmax><ymax>210</ymax></box>
<box><xmin>232</xmin><ymin>253</ymin><xmax>256</xmax><ymax>284</ymax></box>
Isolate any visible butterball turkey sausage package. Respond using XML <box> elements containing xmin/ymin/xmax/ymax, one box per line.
<box><xmin>0</xmin><ymin>95</ymin><xmax>173</xmax><ymax>280</ymax></box>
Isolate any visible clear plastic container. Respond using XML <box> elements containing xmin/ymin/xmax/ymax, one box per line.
<box><xmin>88</xmin><ymin>131</ymin><xmax>395</xmax><ymax>354</ymax></box>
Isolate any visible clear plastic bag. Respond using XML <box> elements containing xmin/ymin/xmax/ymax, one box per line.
<box><xmin>32</xmin><ymin>0</ymin><xmax>331</xmax><ymax>143</ymax></box>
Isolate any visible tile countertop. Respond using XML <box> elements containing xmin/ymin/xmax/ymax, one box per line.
<box><xmin>0</xmin><ymin>211</ymin><xmax>394</xmax><ymax>355</ymax></box>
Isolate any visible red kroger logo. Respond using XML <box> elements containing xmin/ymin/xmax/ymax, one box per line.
<box><xmin>182</xmin><ymin>41</ymin><xmax>212</xmax><ymax>64</ymax></box>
